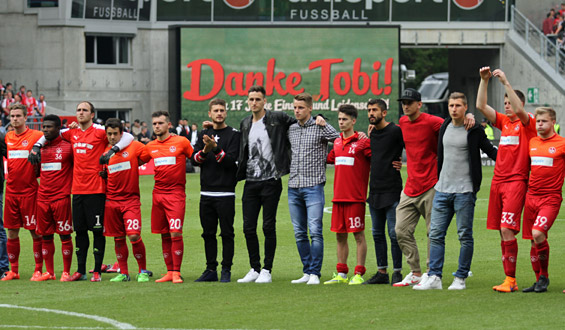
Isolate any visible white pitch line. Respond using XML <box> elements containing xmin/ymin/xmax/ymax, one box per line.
<box><xmin>0</xmin><ymin>304</ymin><xmax>136</xmax><ymax>329</ymax></box>
<box><xmin>0</xmin><ymin>326</ymin><xmax>250</xmax><ymax>330</ymax></box>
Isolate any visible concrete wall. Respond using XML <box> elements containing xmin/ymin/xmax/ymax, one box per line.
<box><xmin>0</xmin><ymin>10</ymin><xmax>168</xmax><ymax>123</ymax></box>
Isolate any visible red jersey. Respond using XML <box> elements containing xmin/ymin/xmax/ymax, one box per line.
<box><xmin>24</xmin><ymin>96</ymin><xmax>37</xmax><ymax>116</ymax></box>
<box><xmin>327</xmin><ymin>132</ymin><xmax>371</xmax><ymax>203</ymax></box>
<box><xmin>528</xmin><ymin>134</ymin><xmax>565</xmax><ymax>195</ymax></box>
<box><xmin>5</xmin><ymin>128</ymin><xmax>43</xmax><ymax>195</ymax></box>
<box><xmin>61</xmin><ymin>124</ymin><xmax>108</xmax><ymax>194</ymax></box>
<box><xmin>140</xmin><ymin>135</ymin><xmax>193</xmax><ymax>193</ymax></box>
<box><xmin>492</xmin><ymin>112</ymin><xmax>537</xmax><ymax>183</ymax></box>
<box><xmin>106</xmin><ymin>141</ymin><xmax>145</xmax><ymax>201</ymax></box>
<box><xmin>398</xmin><ymin>112</ymin><xmax>443</xmax><ymax>197</ymax></box>
<box><xmin>38</xmin><ymin>136</ymin><xmax>73</xmax><ymax>202</ymax></box>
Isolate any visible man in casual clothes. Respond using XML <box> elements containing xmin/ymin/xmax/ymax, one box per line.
<box><xmin>288</xmin><ymin>92</ymin><xmax>339</xmax><ymax>285</ymax></box>
<box><xmin>365</xmin><ymin>99</ymin><xmax>404</xmax><ymax>285</ymax></box>
<box><xmin>324</xmin><ymin>104</ymin><xmax>371</xmax><ymax>285</ymax></box>
<box><xmin>236</xmin><ymin>85</ymin><xmax>295</xmax><ymax>284</ymax></box>
<box><xmin>413</xmin><ymin>92</ymin><xmax>496</xmax><ymax>290</ymax></box>
<box><xmin>477</xmin><ymin>67</ymin><xmax>536</xmax><ymax>292</ymax></box>
<box><xmin>192</xmin><ymin>98</ymin><xmax>240</xmax><ymax>283</ymax></box>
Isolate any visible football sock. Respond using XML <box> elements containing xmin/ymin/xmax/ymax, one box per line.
<box><xmin>92</xmin><ymin>231</ymin><xmax>106</xmax><ymax>273</ymax></box>
<box><xmin>61</xmin><ymin>238</ymin><xmax>73</xmax><ymax>274</ymax></box>
<box><xmin>529</xmin><ymin>243</ymin><xmax>540</xmax><ymax>281</ymax></box>
<box><xmin>336</xmin><ymin>263</ymin><xmax>348</xmax><ymax>275</ymax></box>
<box><xmin>7</xmin><ymin>238</ymin><xmax>20</xmax><ymax>274</ymax></box>
<box><xmin>500</xmin><ymin>240</ymin><xmax>506</xmax><ymax>263</ymax></box>
<box><xmin>171</xmin><ymin>236</ymin><xmax>184</xmax><ymax>272</ymax></box>
<box><xmin>131</xmin><ymin>237</ymin><xmax>147</xmax><ymax>272</ymax></box>
<box><xmin>42</xmin><ymin>238</ymin><xmax>55</xmax><ymax>275</ymax></box>
<box><xmin>161</xmin><ymin>235</ymin><xmax>173</xmax><ymax>271</ymax></box>
<box><xmin>354</xmin><ymin>265</ymin><xmax>366</xmax><ymax>276</ymax></box>
<box><xmin>503</xmin><ymin>239</ymin><xmax>518</xmax><ymax>278</ymax></box>
<box><xmin>33</xmin><ymin>238</ymin><xmax>43</xmax><ymax>272</ymax></box>
<box><xmin>75</xmin><ymin>230</ymin><xmax>89</xmax><ymax>274</ymax></box>
<box><xmin>536</xmin><ymin>239</ymin><xmax>550</xmax><ymax>278</ymax></box>
<box><xmin>114</xmin><ymin>238</ymin><xmax>129</xmax><ymax>275</ymax></box>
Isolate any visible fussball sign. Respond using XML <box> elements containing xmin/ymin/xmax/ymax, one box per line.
<box><xmin>179</xmin><ymin>26</ymin><xmax>400</xmax><ymax>129</ymax></box>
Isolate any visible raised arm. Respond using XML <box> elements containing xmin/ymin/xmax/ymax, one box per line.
<box><xmin>476</xmin><ymin>66</ymin><xmax>498</xmax><ymax>124</ymax></box>
<box><xmin>492</xmin><ymin>69</ymin><xmax>529</xmax><ymax>126</ymax></box>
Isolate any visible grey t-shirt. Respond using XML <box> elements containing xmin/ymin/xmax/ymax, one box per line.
<box><xmin>435</xmin><ymin>123</ymin><xmax>473</xmax><ymax>193</ymax></box>
<box><xmin>246</xmin><ymin>117</ymin><xmax>276</xmax><ymax>181</ymax></box>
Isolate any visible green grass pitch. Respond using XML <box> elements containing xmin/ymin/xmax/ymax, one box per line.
<box><xmin>2</xmin><ymin>166</ymin><xmax>565</xmax><ymax>329</ymax></box>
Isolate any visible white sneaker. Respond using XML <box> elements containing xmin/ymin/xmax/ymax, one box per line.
<box><xmin>237</xmin><ymin>269</ymin><xmax>260</xmax><ymax>283</ymax></box>
<box><xmin>392</xmin><ymin>272</ymin><xmax>422</xmax><ymax>287</ymax></box>
<box><xmin>418</xmin><ymin>273</ymin><xmax>430</xmax><ymax>286</ymax></box>
<box><xmin>255</xmin><ymin>269</ymin><xmax>272</xmax><ymax>283</ymax></box>
<box><xmin>291</xmin><ymin>274</ymin><xmax>310</xmax><ymax>284</ymax></box>
<box><xmin>448</xmin><ymin>277</ymin><xmax>466</xmax><ymax>290</ymax></box>
<box><xmin>306</xmin><ymin>275</ymin><xmax>320</xmax><ymax>285</ymax></box>
<box><xmin>413</xmin><ymin>275</ymin><xmax>442</xmax><ymax>290</ymax></box>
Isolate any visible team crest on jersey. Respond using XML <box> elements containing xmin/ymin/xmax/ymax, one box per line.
<box><xmin>22</xmin><ymin>140</ymin><xmax>28</xmax><ymax>147</ymax></box>
<box><xmin>122</xmin><ymin>151</ymin><xmax>129</xmax><ymax>158</ymax></box>
<box><xmin>549</xmin><ymin>147</ymin><xmax>556</xmax><ymax>154</ymax></box>
<box><xmin>169</xmin><ymin>146</ymin><xmax>176</xmax><ymax>153</ymax></box>
<box><xmin>514</xmin><ymin>125</ymin><xmax>519</xmax><ymax>131</ymax></box>
<box><xmin>56</xmin><ymin>147</ymin><xmax>63</xmax><ymax>154</ymax></box>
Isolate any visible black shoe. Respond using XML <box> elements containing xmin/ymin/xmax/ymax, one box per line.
<box><xmin>391</xmin><ymin>271</ymin><xmax>403</xmax><ymax>285</ymax></box>
<box><xmin>522</xmin><ymin>282</ymin><xmax>537</xmax><ymax>293</ymax></box>
<box><xmin>366</xmin><ymin>272</ymin><xmax>389</xmax><ymax>284</ymax></box>
<box><xmin>195</xmin><ymin>269</ymin><xmax>218</xmax><ymax>282</ymax></box>
<box><xmin>220</xmin><ymin>269</ymin><xmax>231</xmax><ymax>283</ymax></box>
<box><xmin>535</xmin><ymin>275</ymin><xmax>549</xmax><ymax>293</ymax></box>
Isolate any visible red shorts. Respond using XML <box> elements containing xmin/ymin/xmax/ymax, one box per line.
<box><xmin>486</xmin><ymin>180</ymin><xmax>527</xmax><ymax>232</ymax></box>
<box><xmin>104</xmin><ymin>199</ymin><xmax>142</xmax><ymax>237</ymax></box>
<box><xmin>522</xmin><ymin>193</ymin><xmax>562</xmax><ymax>240</ymax></box>
<box><xmin>4</xmin><ymin>192</ymin><xmax>37</xmax><ymax>230</ymax></box>
<box><xmin>36</xmin><ymin>197</ymin><xmax>73</xmax><ymax>236</ymax></box>
<box><xmin>331</xmin><ymin>202</ymin><xmax>366</xmax><ymax>233</ymax></box>
<box><xmin>151</xmin><ymin>191</ymin><xmax>186</xmax><ymax>234</ymax></box>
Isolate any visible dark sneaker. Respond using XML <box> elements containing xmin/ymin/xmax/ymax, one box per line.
<box><xmin>194</xmin><ymin>269</ymin><xmax>218</xmax><ymax>282</ymax></box>
<box><xmin>366</xmin><ymin>272</ymin><xmax>389</xmax><ymax>285</ymax></box>
<box><xmin>391</xmin><ymin>271</ymin><xmax>403</xmax><ymax>285</ymax></box>
<box><xmin>523</xmin><ymin>282</ymin><xmax>537</xmax><ymax>293</ymax></box>
<box><xmin>220</xmin><ymin>269</ymin><xmax>231</xmax><ymax>283</ymax></box>
<box><xmin>535</xmin><ymin>275</ymin><xmax>549</xmax><ymax>293</ymax></box>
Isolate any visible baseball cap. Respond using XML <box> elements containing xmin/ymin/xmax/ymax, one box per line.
<box><xmin>397</xmin><ymin>88</ymin><xmax>421</xmax><ymax>102</ymax></box>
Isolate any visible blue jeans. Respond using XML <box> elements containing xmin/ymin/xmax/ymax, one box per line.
<box><xmin>288</xmin><ymin>184</ymin><xmax>325</xmax><ymax>276</ymax></box>
<box><xmin>0</xmin><ymin>193</ymin><xmax>8</xmax><ymax>271</ymax></box>
<box><xmin>369</xmin><ymin>202</ymin><xmax>402</xmax><ymax>271</ymax></box>
<box><xmin>428</xmin><ymin>191</ymin><xmax>476</xmax><ymax>279</ymax></box>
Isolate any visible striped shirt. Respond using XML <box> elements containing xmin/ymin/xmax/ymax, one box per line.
<box><xmin>288</xmin><ymin>116</ymin><xmax>339</xmax><ymax>188</ymax></box>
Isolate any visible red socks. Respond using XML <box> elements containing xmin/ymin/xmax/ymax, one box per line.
<box><xmin>114</xmin><ymin>238</ymin><xmax>129</xmax><ymax>275</ymax></box>
<box><xmin>336</xmin><ymin>263</ymin><xmax>348</xmax><ymax>274</ymax></box>
<box><xmin>536</xmin><ymin>239</ymin><xmax>550</xmax><ymax>278</ymax></box>
<box><xmin>530</xmin><ymin>244</ymin><xmax>540</xmax><ymax>281</ymax></box>
<box><xmin>7</xmin><ymin>238</ymin><xmax>20</xmax><ymax>274</ymax></box>
<box><xmin>503</xmin><ymin>239</ymin><xmax>518</xmax><ymax>278</ymax></box>
<box><xmin>171</xmin><ymin>236</ymin><xmax>184</xmax><ymax>271</ymax></box>
<box><xmin>33</xmin><ymin>238</ymin><xmax>43</xmax><ymax>272</ymax></box>
<box><xmin>354</xmin><ymin>265</ymin><xmax>366</xmax><ymax>276</ymax></box>
<box><xmin>42</xmin><ymin>238</ymin><xmax>55</xmax><ymax>275</ymax></box>
<box><xmin>161</xmin><ymin>235</ymin><xmax>173</xmax><ymax>271</ymax></box>
<box><xmin>61</xmin><ymin>238</ymin><xmax>73</xmax><ymax>274</ymax></box>
<box><xmin>131</xmin><ymin>237</ymin><xmax>147</xmax><ymax>273</ymax></box>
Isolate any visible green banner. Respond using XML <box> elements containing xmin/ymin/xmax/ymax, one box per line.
<box><xmin>179</xmin><ymin>27</ymin><xmax>400</xmax><ymax>131</ymax></box>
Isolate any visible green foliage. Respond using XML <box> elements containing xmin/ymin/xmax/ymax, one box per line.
<box><xmin>401</xmin><ymin>48</ymin><xmax>448</xmax><ymax>89</ymax></box>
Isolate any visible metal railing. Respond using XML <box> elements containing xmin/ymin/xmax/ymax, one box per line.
<box><xmin>511</xmin><ymin>5</ymin><xmax>565</xmax><ymax>74</ymax></box>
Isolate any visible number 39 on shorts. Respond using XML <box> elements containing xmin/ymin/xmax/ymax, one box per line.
<box><xmin>169</xmin><ymin>218</ymin><xmax>182</xmax><ymax>230</ymax></box>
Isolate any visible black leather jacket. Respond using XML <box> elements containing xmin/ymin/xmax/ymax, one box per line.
<box><xmin>236</xmin><ymin>110</ymin><xmax>296</xmax><ymax>181</ymax></box>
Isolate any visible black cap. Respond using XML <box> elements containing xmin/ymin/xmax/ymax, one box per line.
<box><xmin>397</xmin><ymin>88</ymin><xmax>421</xmax><ymax>102</ymax></box>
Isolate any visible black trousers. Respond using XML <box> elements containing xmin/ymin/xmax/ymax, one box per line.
<box><xmin>199</xmin><ymin>195</ymin><xmax>235</xmax><ymax>270</ymax></box>
<box><xmin>242</xmin><ymin>179</ymin><xmax>282</xmax><ymax>272</ymax></box>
